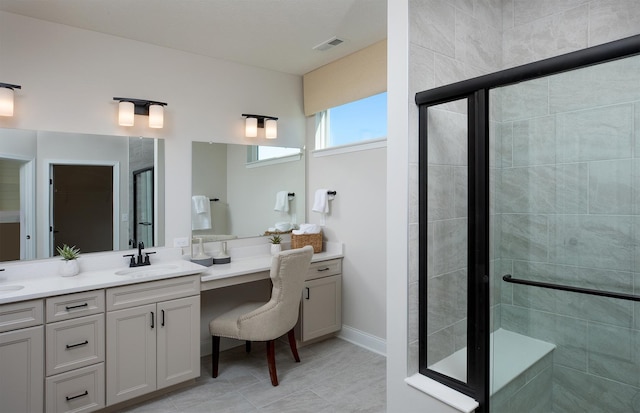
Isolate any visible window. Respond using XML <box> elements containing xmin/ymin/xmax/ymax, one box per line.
<box><xmin>255</xmin><ymin>146</ymin><xmax>300</xmax><ymax>161</ymax></box>
<box><xmin>245</xmin><ymin>145</ymin><xmax>302</xmax><ymax>168</ymax></box>
<box><xmin>316</xmin><ymin>92</ymin><xmax>387</xmax><ymax>150</ymax></box>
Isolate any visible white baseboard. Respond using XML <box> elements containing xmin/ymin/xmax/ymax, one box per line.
<box><xmin>337</xmin><ymin>325</ymin><xmax>386</xmax><ymax>356</ymax></box>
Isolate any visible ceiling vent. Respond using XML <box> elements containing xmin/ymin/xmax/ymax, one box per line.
<box><xmin>313</xmin><ymin>37</ymin><xmax>345</xmax><ymax>52</ymax></box>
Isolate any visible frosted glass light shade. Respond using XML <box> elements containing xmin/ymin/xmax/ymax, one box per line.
<box><xmin>0</xmin><ymin>87</ymin><xmax>14</xmax><ymax>117</ymax></box>
<box><xmin>265</xmin><ymin>119</ymin><xmax>277</xmax><ymax>139</ymax></box>
<box><xmin>118</xmin><ymin>101</ymin><xmax>135</xmax><ymax>126</ymax></box>
<box><xmin>149</xmin><ymin>104</ymin><xmax>164</xmax><ymax>128</ymax></box>
<box><xmin>245</xmin><ymin>117</ymin><xmax>258</xmax><ymax>138</ymax></box>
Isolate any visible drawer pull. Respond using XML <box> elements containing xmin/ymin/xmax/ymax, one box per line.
<box><xmin>317</xmin><ymin>267</ymin><xmax>330</xmax><ymax>272</ymax></box>
<box><xmin>305</xmin><ymin>287</ymin><xmax>310</xmax><ymax>300</ymax></box>
<box><xmin>65</xmin><ymin>390</ymin><xmax>88</xmax><ymax>401</ymax></box>
<box><xmin>65</xmin><ymin>303</ymin><xmax>89</xmax><ymax>311</ymax></box>
<box><xmin>65</xmin><ymin>340</ymin><xmax>89</xmax><ymax>349</ymax></box>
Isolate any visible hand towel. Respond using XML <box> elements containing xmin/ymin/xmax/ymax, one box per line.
<box><xmin>193</xmin><ymin>195</ymin><xmax>208</xmax><ymax>213</ymax></box>
<box><xmin>274</xmin><ymin>191</ymin><xmax>289</xmax><ymax>212</ymax></box>
<box><xmin>191</xmin><ymin>195</ymin><xmax>211</xmax><ymax>230</ymax></box>
<box><xmin>312</xmin><ymin>189</ymin><xmax>329</xmax><ymax>213</ymax></box>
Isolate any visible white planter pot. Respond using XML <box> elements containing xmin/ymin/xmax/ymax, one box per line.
<box><xmin>59</xmin><ymin>259</ymin><xmax>79</xmax><ymax>277</ymax></box>
<box><xmin>270</xmin><ymin>244</ymin><xmax>282</xmax><ymax>256</ymax></box>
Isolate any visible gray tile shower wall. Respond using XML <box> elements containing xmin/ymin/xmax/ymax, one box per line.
<box><xmin>496</xmin><ymin>53</ymin><xmax>640</xmax><ymax>411</ymax></box>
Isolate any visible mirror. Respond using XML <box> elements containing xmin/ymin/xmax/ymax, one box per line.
<box><xmin>0</xmin><ymin>128</ymin><xmax>165</xmax><ymax>262</ymax></box>
<box><xmin>191</xmin><ymin>141</ymin><xmax>305</xmax><ymax>241</ymax></box>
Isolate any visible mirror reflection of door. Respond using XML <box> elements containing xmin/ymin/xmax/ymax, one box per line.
<box><xmin>133</xmin><ymin>167</ymin><xmax>154</xmax><ymax>247</ymax></box>
<box><xmin>51</xmin><ymin>164</ymin><xmax>113</xmax><ymax>255</ymax></box>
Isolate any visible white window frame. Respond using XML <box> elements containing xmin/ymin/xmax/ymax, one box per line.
<box><xmin>313</xmin><ymin>93</ymin><xmax>388</xmax><ymax>157</ymax></box>
<box><xmin>245</xmin><ymin>146</ymin><xmax>303</xmax><ymax>168</ymax></box>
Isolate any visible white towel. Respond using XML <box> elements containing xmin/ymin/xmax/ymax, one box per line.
<box><xmin>312</xmin><ymin>189</ymin><xmax>329</xmax><ymax>213</ymax></box>
<box><xmin>274</xmin><ymin>191</ymin><xmax>289</xmax><ymax>212</ymax></box>
<box><xmin>193</xmin><ymin>195</ymin><xmax>208</xmax><ymax>213</ymax></box>
<box><xmin>292</xmin><ymin>223</ymin><xmax>321</xmax><ymax>235</ymax></box>
<box><xmin>191</xmin><ymin>195</ymin><xmax>211</xmax><ymax>230</ymax></box>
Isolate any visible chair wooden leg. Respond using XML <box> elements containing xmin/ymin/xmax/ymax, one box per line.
<box><xmin>245</xmin><ymin>340</ymin><xmax>252</xmax><ymax>353</ymax></box>
<box><xmin>287</xmin><ymin>328</ymin><xmax>300</xmax><ymax>362</ymax></box>
<box><xmin>211</xmin><ymin>336</ymin><xmax>220</xmax><ymax>378</ymax></box>
<box><xmin>266</xmin><ymin>340</ymin><xmax>278</xmax><ymax>386</ymax></box>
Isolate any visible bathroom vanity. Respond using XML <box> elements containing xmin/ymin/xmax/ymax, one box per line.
<box><xmin>0</xmin><ymin>242</ymin><xmax>343</xmax><ymax>412</ymax></box>
<box><xmin>0</xmin><ymin>257</ymin><xmax>203</xmax><ymax>413</ymax></box>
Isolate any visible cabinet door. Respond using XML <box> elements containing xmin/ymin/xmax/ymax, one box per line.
<box><xmin>106</xmin><ymin>304</ymin><xmax>156</xmax><ymax>405</ymax></box>
<box><xmin>0</xmin><ymin>325</ymin><xmax>44</xmax><ymax>413</ymax></box>
<box><xmin>156</xmin><ymin>295</ymin><xmax>200</xmax><ymax>389</ymax></box>
<box><xmin>301</xmin><ymin>275</ymin><xmax>342</xmax><ymax>341</ymax></box>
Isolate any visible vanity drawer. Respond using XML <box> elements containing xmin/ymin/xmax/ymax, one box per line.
<box><xmin>46</xmin><ymin>314</ymin><xmax>105</xmax><ymax>376</ymax></box>
<box><xmin>46</xmin><ymin>290</ymin><xmax>105</xmax><ymax>323</ymax></box>
<box><xmin>306</xmin><ymin>259</ymin><xmax>342</xmax><ymax>281</ymax></box>
<box><xmin>46</xmin><ymin>362</ymin><xmax>105</xmax><ymax>413</ymax></box>
<box><xmin>0</xmin><ymin>299</ymin><xmax>44</xmax><ymax>333</ymax></box>
<box><xmin>106</xmin><ymin>274</ymin><xmax>200</xmax><ymax>311</ymax></box>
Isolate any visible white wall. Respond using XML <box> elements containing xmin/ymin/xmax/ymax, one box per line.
<box><xmin>0</xmin><ymin>11</ymin><xmax>305</xmax><ymax>249</ymax></box>
<box><xmin>306</xmin><ymin>119</ymin><xmax>388</xmax><ymax>346</ymax></box>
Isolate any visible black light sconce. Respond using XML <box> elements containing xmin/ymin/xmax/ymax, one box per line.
<box><xmin>114</xmin><ymin>97</ymin><xmax>167</xmax><ymax>128</ymax></box>
<box><xmin>242</xmin><ymin>113</ymin><xmax>278</xmax><ymax>139</ymax></box>
<box><xmin>0</xmin><ymin>82</ymin><xmax>22</xmax><ymax>117</ymax></box>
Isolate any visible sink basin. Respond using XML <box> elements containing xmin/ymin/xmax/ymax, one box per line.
<box><xmin>115</xmin><ymin>264</ymin><xmax>180</xmax><ymax>278</ymax></box>
<box><xmin>0</xmin><ymin>285</ymin><xmax>24</xmax><ymax>295</ymax></box>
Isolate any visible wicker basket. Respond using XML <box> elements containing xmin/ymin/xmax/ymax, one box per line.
<box><xmin>291</xmin><ymin>231</ymin><xmax>323</xmax><ymax>253</ymax></box>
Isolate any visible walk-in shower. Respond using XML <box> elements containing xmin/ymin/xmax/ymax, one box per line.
<box><xmin>418</xmin><ymin>35</ymin><xmax>640</xmax><ymax>412</ymax></box>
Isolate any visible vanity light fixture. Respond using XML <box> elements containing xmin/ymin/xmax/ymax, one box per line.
<box><xmin>0</xmin><ymin>83</ymin><xmax>21</xmax><ymax>117</ymax></box>
<box><xmin>242</xmin><ymin>114</ymin><xmax>278</xmax><ymax>139</ymax></box>
<box><xmin>113</xmin><ymin>97</ymin><xmax>167</xmax><ymax>128</ymax></box>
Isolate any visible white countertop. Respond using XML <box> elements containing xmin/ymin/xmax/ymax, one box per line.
<box><xmin>0</xmin><ymin>242</ymin><xmax>344</xmax><ymax>305</ymax></box>
<box><xmin>0</xmin><ymin>259</ymin><xmax>207</xmax><ymax>305</ymax></box>
<box><xmin>200</xmin><ymin>249</ymin><xmax>344</xmax><ymax>283</ymax></box>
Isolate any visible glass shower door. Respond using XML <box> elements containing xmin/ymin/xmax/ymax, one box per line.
<box><xmin>489</xmin><ymin>54</ymin><xmax>640</xmax><ymax>413</ymax></box>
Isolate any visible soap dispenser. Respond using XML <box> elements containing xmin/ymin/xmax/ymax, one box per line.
<box><xmin>213</xmin><ymin>241</ymin><xmax>231</xmax><ymax>264</ymax></box>
<box><xmin>190</xmin><ymin>237</ymin><xmax>213</xmax><ymax>266</ymax></box>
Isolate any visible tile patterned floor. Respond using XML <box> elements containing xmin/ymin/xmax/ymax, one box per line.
<box><xmin>117</xmin><ymin>337</ymin><xmax>386</xmax><ymax>413</ymax></box>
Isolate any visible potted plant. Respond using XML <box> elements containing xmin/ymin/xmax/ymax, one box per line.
<box><xmin>56</xmin><ymin>244</ymin><xmax>81</xmax><ymax>277</ymax></box>
<box><xmin>269</xmin><ymin>235</ymin><xmax>282</xmax><ymax>256</ymax></box>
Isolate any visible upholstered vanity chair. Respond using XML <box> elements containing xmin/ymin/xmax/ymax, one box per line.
<box><xmin>209</xmin><ymin>245</ymin><xmax>314</xmax><ymax>386</ymax></box>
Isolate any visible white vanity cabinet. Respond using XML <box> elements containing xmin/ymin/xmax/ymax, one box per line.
<box><xmin>44</xmin><ymin>290</ymin><xmax>106</xmax><ymax>413</ymax></box>
<box><xmin>105</xmin><ymin>275</ymin><xmax>200</xmax><ymax>406</ymax></box>
<box><xmin>0</xmin><ymin>299</ymin><xmax>45</xmax><ymax>413</ymax></box>
<box><xmin>298</xmin><ymin>258</ymin><xmax>342</xmax><ymax>342</ymax></box>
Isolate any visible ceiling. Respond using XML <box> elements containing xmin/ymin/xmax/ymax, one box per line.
<box><xmin>0</xmin><ymin>0</ymin><xmax>387</xmax><ymax>75</ymax></box>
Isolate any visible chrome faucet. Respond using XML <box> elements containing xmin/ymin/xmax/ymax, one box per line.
<box><xmin>123</xmin><ymin>242</ymin><xmax>155</xmax><ymax>267</ymax></box>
